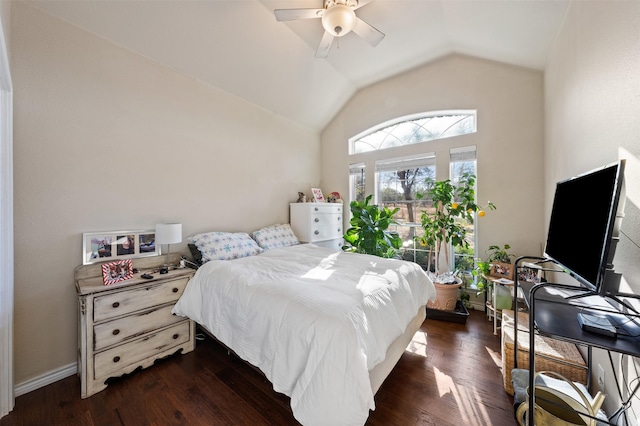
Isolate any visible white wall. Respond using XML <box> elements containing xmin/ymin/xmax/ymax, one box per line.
<box><xmin>321</xmin><ymin>54</ymin><xmax>546</xmax><ymax>270</ymax></box>
<box><xmin>545</xmin><ymin>1</ymin><xmax>640</xmax><ymax>420</ymax></box>
<box><xmin>11</xmin><ymin>2</ymin><xmax>319</xmax><ymax>386</ymax></box>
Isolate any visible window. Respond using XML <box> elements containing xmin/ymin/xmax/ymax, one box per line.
<box><xmin>350</xmin><ymin>110</ymin><xmax>476</xmax><ymax>155</ymax></box>
<box><xmin>347</xmin><ymin>111</ymin><xmax>479</xmax><ymax>276</ymax></box>
<box><xmin>375</xmin><ymin>154</ymin><xmax>436</xmax><ymax>271</ymax></box>
<box><xmin>349</xmin><ymin>163</ymin><xmax>365</xmax><ymax>202</ymax></box>
<box><xmin>449</xmin><ymin>147</ymin><xmax>478</xmax><ymax>274</ymax></box>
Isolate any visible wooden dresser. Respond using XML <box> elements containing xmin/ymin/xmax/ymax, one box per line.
<box><xmin>290</xmin><ymin>202</ymin><xmax>344</xmax><ymax>250</ymax></box>
<box><xmin>75</xmin><ymin>254</ymin><xmax>195</xmax><ymax>398</ymax></box>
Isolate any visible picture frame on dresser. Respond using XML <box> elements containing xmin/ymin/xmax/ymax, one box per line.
<box><xmin>83</xmin><ymin>229</ymin><xmax>159</xmax><ymax>265</ymax></box>
<box><xmin>311</xmin><ymin>188</ymin><xmax>325</xmax><ymax>203</ymax></box>
<box><xmin>101</xmin><ymin>259</ymin><xmax>134</xmax><ymax>286</ymax></box>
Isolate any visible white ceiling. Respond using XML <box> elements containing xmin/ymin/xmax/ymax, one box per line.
<box><xmin>24</xmin><ymin>0</ymin><xmax>571</xmax><ymax>131</ymax></box>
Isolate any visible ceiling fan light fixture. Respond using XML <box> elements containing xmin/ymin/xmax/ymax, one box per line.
<box><xmin>322</xmin><ymin>4</ymin><xmax>356</xmax><ymax>37</ymax></box>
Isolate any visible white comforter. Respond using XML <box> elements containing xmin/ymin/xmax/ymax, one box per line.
<box><xmin>172</xmin><ymin>244</ymin><xmax>435</xmax><ymax>426</ymax></box>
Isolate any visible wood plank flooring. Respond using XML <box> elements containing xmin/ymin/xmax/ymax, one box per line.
<box><xmin>1</xmin><ymin>309</ymin><xmax>516</xmax><ymax>426</ymax></box>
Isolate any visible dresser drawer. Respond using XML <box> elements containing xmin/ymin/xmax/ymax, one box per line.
<box><xmin>310</xmin><ymin>212</ymin><xmax>343</xmax><ymax>226</ymax></box>
<box><xmin>93</xmin><ymin>304</ymin><xmax>183</xmax><ymax>351</ymax></box>
<box><xmin>94</xmin><ymin>321</ymin><xmax>190</xmax><ymax>378</ymax></box>
<box><xmin>313</xmin><ymin>238</ymin><xmax>344</xmax><ymax>251</ymax></box>
<box><xmin>93</xmin><ymin>277</ymin><xmax>189</xmax><ymax>322</ymax></box>
<box><xmin>308</xmin><ymin>204</ymin><xmax>342</xmax><ymax>214</ymax></box>
<box><xmin>310</xmin><ymin>214</ymin><xmax>343</xmax><ymax>241</ymax></box>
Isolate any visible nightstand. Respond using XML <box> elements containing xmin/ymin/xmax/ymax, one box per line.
<box><xmin>75</xmin><ymin>254</ymin><xmax>195</xmax><ymax>398</ymax></box>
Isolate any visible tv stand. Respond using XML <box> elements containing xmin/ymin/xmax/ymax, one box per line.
<box><xmin>514</xmin><ymin>255</ymin><xmax>640</xmax><ymax>425</ymax></box>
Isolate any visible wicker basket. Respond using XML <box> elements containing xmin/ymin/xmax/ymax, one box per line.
<box><xmin>502</xmin><ymin>309</ymin><xmax>587</xmax><ymax>395</ymax></box>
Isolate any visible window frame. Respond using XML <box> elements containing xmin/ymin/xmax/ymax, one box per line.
<box><xmin>347</xmin><ymin>110</ymin><xmax>480</xmax><ymax>279</ymax></box>
<box><xmin>349</xmin><ymin>110</ymin><xmax>477</xmax><ymax>155</ymax></box>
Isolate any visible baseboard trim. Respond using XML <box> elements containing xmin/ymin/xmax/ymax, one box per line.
<box><xmin>468</xmin><ymin>301</ymin><xmax>485</xmax><ymax>311</ymax></box>
<box><xmin>14</xmin><ymin>363</ymin><xmax>77</xmax><ymax>397</ymax></box>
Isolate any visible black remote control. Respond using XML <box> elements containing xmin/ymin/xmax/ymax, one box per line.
<box><xmin>141</xmin><ymin>273</ymin><xmax>153</xmax><ymax>279</ymax></box>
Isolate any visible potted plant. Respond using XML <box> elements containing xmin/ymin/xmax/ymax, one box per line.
<box><xmin>473</xmin><ymin>258</ymin><xmax>493</xmax><ymax>295</ymax></box>
<box><xmin>486</xmin><ymin>244</ymin><xmax>515</xmax><ymax>264</ymax></box>
<box><xmin>474</xmin><ymin>244</ymin><xmax>515</xmax><ymax>295</ymax></box>
<box><xmin>342</xmin><ymin>194</ymin><xmax>403</xmax><ymax>258</ymax></box>
<box><xmin>416</xmin><ymin>172</ymin><xmax>495</xmax><ymax>311</ymax></box>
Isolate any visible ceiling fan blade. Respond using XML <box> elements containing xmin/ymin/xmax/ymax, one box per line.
<box><xmin>274</xmin><ymin>8</ymin><xmax>323</xmax><ymax>22</ymax></box>
<box><xmin>354</xmin><ymin>0</ymin><xmax>374</xmax><ymax>10</ymax></box>
<box><xmin>315</xmin><ymin>31</ymin><xmax>334</xmax><ymax>58</ymax></box>
<box><xmin>352</xmin><ymin>17</ymin><xmax>385</xmax><ymax>47</ymax></box>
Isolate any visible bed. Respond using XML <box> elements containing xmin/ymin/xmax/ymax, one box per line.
<box><xmin>172</xmin><ymin>228</ymin><xmax>435</xmax><ymax>426</ymax></box>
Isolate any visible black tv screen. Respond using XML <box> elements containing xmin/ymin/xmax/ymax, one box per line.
<box><xmin>544</xmin><ymin>160</ymin><xmax>625</xmax><ymax>294</ymax></box>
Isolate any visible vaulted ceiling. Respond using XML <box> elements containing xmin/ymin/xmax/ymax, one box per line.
<box><xmin>24</xmin><ymin>0</ymin><xmax>571</xmax><ymax>131</ymax></box>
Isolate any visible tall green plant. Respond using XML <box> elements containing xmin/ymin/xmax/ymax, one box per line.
<box><xmin>416</xmin><ymin>173</ymin><xmax>496</xmax><ymax>277</ymax></box>
<box><xmin>343</xmin><ymin>195</ymin><xmax>402</xmax><ymax>258</ymax></box>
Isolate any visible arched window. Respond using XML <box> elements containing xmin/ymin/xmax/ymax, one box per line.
<box><xmin>350</xmin><ymin>110</ymin><xmax>476</xmax><ymax>155</ymax></box>
<box><xmin>347</xmin><ymin>111</ymin><xmax>478</xmax><ymax>276</ymax></box>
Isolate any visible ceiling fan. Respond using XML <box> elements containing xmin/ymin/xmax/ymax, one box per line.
<box><xmin>274</xmin><ymin>0</ymin><xmax>385</xmax><ymax>58</ymax></box>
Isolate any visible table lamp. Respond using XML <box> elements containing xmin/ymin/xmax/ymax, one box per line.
<box><xmin>156</xmin><ymin>223</ymin><xmax>182</xmax><ymax>274</ymax></box>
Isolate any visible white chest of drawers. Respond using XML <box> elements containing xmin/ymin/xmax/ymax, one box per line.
<box><xmin>75</xmin><ymin>254</ymin><xmax>195</xmax><ymax>398</ymax></box>
<box><xmin>290</xmin><ymin>202</ymin><xmax>344</xmax><ymax>250</ymax></box>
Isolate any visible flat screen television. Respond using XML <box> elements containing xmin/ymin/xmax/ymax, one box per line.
<box><xmin>544</xmin><ymin>160</ymin><xmax>625</xmax><ymax>296</ymax></box>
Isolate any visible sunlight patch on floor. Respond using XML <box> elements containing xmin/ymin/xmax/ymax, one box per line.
<box><xmin>405</xmin><ymin>331</ymin><xmax>428</xmax><ymax>357</ymax></box>
<box><xmin>486</xmin><ymin>345</ymin><xmax>502</xmax><ymax>367</ymax></box>
<box><xmin>434</xmin><ymin>367</ymin><xmax>457</xmax><ymax>398</ymax></box>
<box><xmin>434</xmin><ymin>366</ymin><xmax>500</xmax><ymax>425</ymax></box>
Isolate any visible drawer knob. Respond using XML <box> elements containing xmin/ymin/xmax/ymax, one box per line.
<box><xmin>314</xmin><ymin>230</ymin><xmax>319</xmax><ymax>235</ymax></box>
<box><xmin>314</xmin><ymin>218</ymin><xmax>319</xmax><ymax>222</ymax></box>
<box><xmin>112</xmin><ymin>329</ymin><xmax>120</xmax><ymax>336</ymax></box>
<box><xmin>172</xmin><ymin>334</ymin><xmax>179</xmax><ymax>340</ymax></box>
<box><xmin>113</xmin><ymin>356</ymin><xmax>120</xmax><ymax>363</ymax></box>
<box><xmin>112</xmin><ymin>302</ymin><xmax>120</xmax><ymax>308</ymax></box>
<box><xmin>314</xmin><ymin>207</ymin><xmax>318</xmax><ymax>211</ymax></box>
<box><xmin>172</xmin><ymin>288</ymin><xmax>179</xmax><ymax>293</ymax></box>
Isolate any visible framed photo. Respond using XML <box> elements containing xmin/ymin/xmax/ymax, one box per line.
<box><xmin>83</xmin><ymin>229</ymin><xmax>159</xmax><ymax>265</ymax></box>
<box><xmin>101</xmin><ymin>259</ymin><xmax>134</xmax><ymax>286</ymax></box>
<box><xmin>518</xmin><ymin>266</ymin><xmax>542</xmax><ymax>284</ymax></box>
<box><xmin>490</xmin><ymin>261</ymin><xmax>514</xmax><ymax>280</ymax></box>
<box><xmin>311</xmin><ymin>188</ymin><xmax>325</xmax><ymax>203</ymax></box>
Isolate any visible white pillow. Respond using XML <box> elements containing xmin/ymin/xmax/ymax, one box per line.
<box><xmin>252</xmin><ymin>224</ymin><xmax>300</xmax><ymax>250</ymax></box>
<box><xmin>188</xmin><ymin>232</ymin><xmax>263</xmax><ymax>262</ymax></box>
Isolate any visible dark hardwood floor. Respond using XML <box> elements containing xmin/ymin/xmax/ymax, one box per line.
<box><xmin>1</xmin><ymin>309</ymin><xmax>515</xmax><ymax>426</ymax></box>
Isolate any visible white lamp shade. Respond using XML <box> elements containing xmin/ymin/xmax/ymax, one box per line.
<box><xmin>155</xmin><ymin>223</ymin><xmax>182</xmax><ymax>245</ymax></box>
<box><xmin>322</xmin><ymin>4</ymin><xmax>356</xmax><ymax>37</ymax></box>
